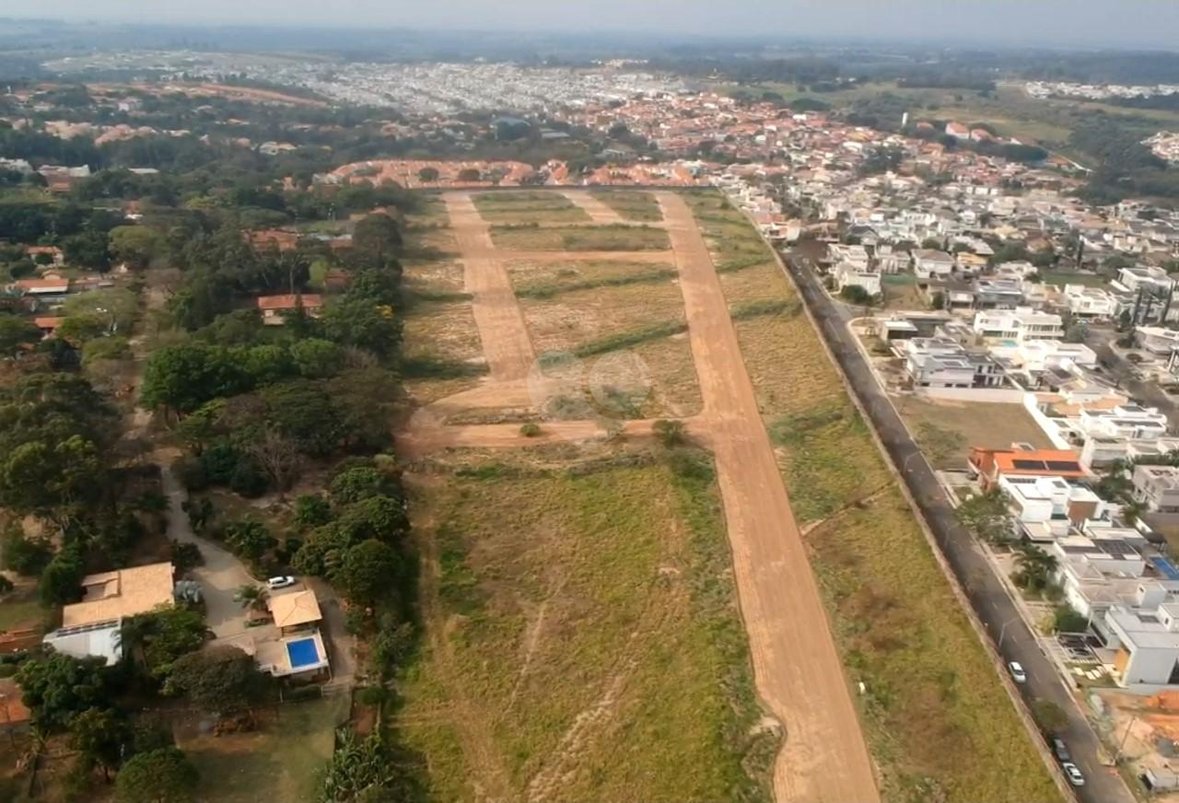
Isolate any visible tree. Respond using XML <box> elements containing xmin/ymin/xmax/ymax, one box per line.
<box><xmin>1031</xmin><ymin>699</ymin><xmax>1069</xmax><ymax>735</ymax></box>
<box><xmin>930</xmin><ymin>291</ymin><xmax>946</xmax><ymax>310</ymax></box>
<box><xmin>39</xmin><ymin>546</ymin><xmax>87</xmax><ymax>606</ymax></box>
<box><xmin>351</xmin><ymin>213</ymin><xmax>402</xmax><ymax>264</ymax></box>
<box><xmin>70</xmin><ymin>707</ymin><xmax>131</xmax><ymax>781</ymax></box>
<box><xmin>329</xmin><ymin>466</ymin><xmax>394</xmax><ymax>505</ymax></box>
<box><xmin>115</xmin><ymin>747</ymin><xmax>199</xmax><ymax>803</ymax></box>
<box><xmin>141</xmin><ymin>343</ymin><xmax>251</xmax><ymax>415</ymax></box>
<box><xmin>221</xmin><ymin>520</ymin><xmax>276</xmax><ymax>566</ymax></box>
<box><xmin>0</xmin><ymin>314</ymin><xmax>41</xmax><ymax>358</ymax></box>
<box><xmin>332</xmin><ymin>539</ymin><xmax>403</xmax><ymax>608</ymax></box>
<box><xmin>955</xmin><ymin>489</ymin><xmax>1014</xmax><ymax>544</ymax></box>
<box><xmin>1053</xmin><ymin>605</ymin><xmax>1089</xmax><ymax>634</ymax></box>
<box><xmin>122</xmin><ymin>607</ymin><xmax>209</xmax><ymax>681</ymax></box>
<box><xmin>245</xmin><ymin>428</ymin><xmax>303</xmax><ymax>492</ymax></box>
<box><xmin>165</xmin><ymin>645</ymin><xmax>272</xmax><ymax>719</ymax></box>
<box><xmin>62</xmin><ymin>229</ymin><xmax>111</xmax><ymax>271</ymax></box>
<box><xmin>318</xmin><ymin>730</ymin><xmax>414</xmax><ymax>803</ymax></box>
<box><xmin>294</xmin><ymin>494</ymin><xmax>333</xmax><ymax>529</ymax></box>
<box><xmin>290</xmin><ymin>338</ymin><xmax>343</xmax><ymax>379</ymax></box>
<box><xmin>1012</xmin><ymin>544</ymin><xmax>1059</xmax><ymax>597</ymax></box>
<box><xmin>234</xmin><ymin>583</ymin><xmax>270</xmax><ymax>613</ymax></box>
<box><xmin>417</xmin><ymin>166</ymin><xmax>439</xmax><ymax>183</ymax></box>
<box><xmin>2</xmin><ymin>531</ymin><xmax>53</xmax><ymax>574</ymax></box>
<box><xmin>457</xmin><ymin>167</ymin><xmax>482</xmax><ymax>183</ymax></box>
<box><xmin>16</xmin><ymin>653</ymin><xmax>110</xmax><ymax>731</ymax></box>
<box><xmin>109</xmin><ymin>225</ymin><xmax>163</xmax><ymax>270</ymax></box>
<box><xmin>653</xmin><ymin>419</ymin><xmax>687</xmax><ymax>448</ymax></box>
<box><xmin>337</xmin><ymin>495</ymin><xmax>409</xmax><ymax>542</ymax></box>
<box><xmin>321</xmin><ymin>298</ymin><xmax>400</xmax><ymax>359</ymax></box>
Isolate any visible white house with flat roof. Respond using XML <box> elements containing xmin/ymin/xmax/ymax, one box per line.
<box><xmin>1133</xmin><ymin>465</ymin><xmax>1179</xmax><ymax>513</ymax></box>
<box><xmin>1137</xmin><ymin>326</ymin><xmax>1179</xmax><ymax>356</ymax></box>
<box><xmin>1102</xmin><ymin>586</ymin><xmax>1179</xmax><ymax>687</ymax></box>
<box><xmin>1114</xmin><ymin>266</ymin><xmax>1175</xmax><ymax>295</ymax></box>
<box><xmin>903</xmin><ymin>336</ymin><xmax>1005</xmax><ymax>388</ymax></box>
<box><xmin>974</xmin><ymin>307</ymin><xmax>1064</xmax><ymax>343</ymax></box>
<box><xmin>833</xmin><ymin>261</ymin><xmax>881</xmax><ymax>296</ymax></box>
<box><xmin>999</xmin><ymin>475</ymin><xmax>1106</xmax><ymax>541</ymax></box>
<box><xmin>1078</xmin><ymin>403</ymin><xmax>1169</xmax><ymax>442</ymax></box>
<box><xmin>1064</xmin><ymin>284</ymin><xmax>1121</xmax><ymax>318</ymax></box>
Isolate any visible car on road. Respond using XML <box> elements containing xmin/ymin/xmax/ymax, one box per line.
<box><xmin>267</xmin><ymin>575</ymin><xmax>297</xmax><ymax>590</ymax></box>
<box><xmin>1062</xmin><ymin>762</ymin><xmax>1085</xmax><ymax>787</ymax></box>
<box><xmin>1051</xmin><ymin>737</ymin><xmax>1071</xmax><ymax>762</ymax></box>
<box><xmin>1008</xmin><ymin>661</ymin><xmax>1027</xmax><ymax>683</ymax></box>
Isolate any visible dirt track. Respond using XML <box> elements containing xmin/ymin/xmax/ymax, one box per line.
<box><xmin>660</xmin><ymin>193</ymin><xmax>878</xmax><ymax>802</ymax></box>
<box><xmin>404</xmin><ymin>190</ymin><xmax>878</xmax><ymax>802</ymax></box>
<box><xmin>562</xmin><ymin>191</ymin><xmax>625</xmax><ymax>224</ymax></box>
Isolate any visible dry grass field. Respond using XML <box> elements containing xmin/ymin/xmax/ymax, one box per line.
<box><xmin>400</xmin><ymin>448</ymin><xmax>775</xmax><ymax>802</ymax></box>
<box><xmin>490</xmin><ymin>223</ymin><xmax>671</xmax><ymax>252</ymax></box>
<box><xmin>473</xmin><ymin>191</ymin><xmax>593</xmax><ymax>225</ymax></box>
<box><xmin>692</xmin><ymin>194</ymin><xmax>1061</xmax><ymax>803</ymax></box>
<box><xmin>900</xmin><ymin>398</ymin><xmax>1054</xmax><ymax>470</ymax></box>
<box><xmin>592</xmin><ymin>190</ymin><xmax>664</xmax><ymax>222</ymax></box>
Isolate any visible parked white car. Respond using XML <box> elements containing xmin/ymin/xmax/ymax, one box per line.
<box><xmin>1062</xmin><ymin>762</ymin><xmax>1085</xmax><ymax>787</ymax></box>
<box><xmin>267</xmin><ymin>576</ymin><xmax>297</xmax><ymax>590</ymax></box>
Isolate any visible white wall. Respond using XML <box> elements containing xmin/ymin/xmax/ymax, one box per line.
<box><xmin>1124</xmin><ymin>645</ymin><xmax>1179</xmax><ymax>686</ymax></box>
<box><xmin>1022</xmin><ymin>393</ymin><xmax>1076</xmax><ymax>449</ymax></box>
<box><xmin>915</xmin><ymin>387</ymin><xmax>1026</xmax><ymax>403</ymax></box>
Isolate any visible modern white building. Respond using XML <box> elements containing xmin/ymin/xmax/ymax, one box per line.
<box><xmin>1137</xmin><ymin>325</ymin><xmax>1179</xmax><ymax>356</ymax></box>
<box><xmin>974</xmin><ymin>307</ymin><xmax>1065</xmax><ymax>342</ymax></box>
<box><xmin>903</xmin><ymin>336</ymin><xmax>1005</xmax><ymax>388</ymax></box>
<box><xmin>1133</xmin><ymin>464</ymin><xmax>1179</xmax><ymax>513</ymax></box>
<box><xmin>912</xmin><ymin>248</ymin><xmax>955</xmax><ymax>279</ymax></box>
<box><xmin>1078</xmin><ymin>403</ymin><xmax>1169</xmax><ymax>442</ymax></box>
<box><xmin>1114</xmin><ymin>266</ymin><xmax>1176</xmax><ymax>295</ymax></box>
<box><xmin>999</xmin><ymin>474</ymin><xmax>1106</xmax><ymax>541</ymax></box>
<box><xmin>1064</xmin><ymin>284</ymin><xmax>1122</xmax><ymax>318</ymax></box>
<box><xmin>1102</xmin><ymin>586</ymin><xmax>1179</xmax><ymax>687</ymax></box>
<box><xmin>826</xmin><ymin>243</ymin><xmax>870</xmax><ymax>271</ymax></box>
<box><xmin>833</xmin><ymin>261</ymin><xmax>882</xmax><ymax>296</ymax></box>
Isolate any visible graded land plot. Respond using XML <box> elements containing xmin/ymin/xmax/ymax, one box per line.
<box><xmin>900</xmin><ymin>397</ymin><xmax>1055</xmax><ymax>470</ymax></box>
<box><xmin>178</xmin><ymin>696</ymin><xmax>348</xmax><ymax>803</ymax></box>
<box><xmin>490</xmin><ymin>223</ymin><xmax>670</xmax><ymax>252</ymax></box>
<box><xmin>400</xmin><ymin>449</ymin><xmax>775</xmax><ymax>803</ymax></box>
<box><xmin>473</xmin><ymin>191</ymin><xmax>593</xmax><ymax>225</ymax></box>
<box><xmin>401</xmin><ymin>254</ymin><xmax>486</xmax><ymax>404</ymax></box>
<box><xmin>507</xmin><ymin>259</ymin><xmax>677</xmax><ymax>299</ymax></box>
<box><xmin>693</xmin><ymin>198</ymin><xmax>1061</xmax><ymax>801</ymax></box>
<box><xmin>591</xmin><ymin>189</ymin><xmax>664</xmax><ymax>222</ymax></box>
<box><xmin>881</xmin><ymin>273</ymin><xmax>927</xmax><ymax>310</ymax></box>
<box><xmin>684</xmin><ymin>193</ymin><xmax>775</xmax><ymax>269</ymax></box>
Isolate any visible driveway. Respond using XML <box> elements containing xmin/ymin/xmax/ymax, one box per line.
<box><xmin>160</xmin><ymin>460</ymin><xmax>254</xmax><ymax>639</ymax></box>
<box><xmin>783</xmin><ymin>253</ymin><xmax>1135</xmax><ymax>803</ymax></box>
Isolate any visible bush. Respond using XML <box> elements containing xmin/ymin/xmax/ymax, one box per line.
<box><xmin>653</xmin><ymin>419</ymin><xmax>687</xmax><ymax>448</ymax></box>
<box><xmin>519</xmin><ymin>422</ymin><xmax>542</xmax><ymax>437</ymax></box>
<box><xmin>171</xmin><ymin>541</ymin><xmax>203</xmax><ymax>573</ymax></box>
<box><xmin>0</xmin><ymin>575</ymin><xmax>13</xmax><ymax>594</ymax></box>
<box><xmin>294</xmin><ymin>494</ymin><xmax>333</xmax><ymax>529</ymax></box>
<box><xmin>228</xmin><ymin>459</ymin><xmax>269</xmax><ymax>498</ymax></box>
<box><xmin>3</xmin><ymin>532</ymin><xmax>54</xmax><ymax>575</ymax></box>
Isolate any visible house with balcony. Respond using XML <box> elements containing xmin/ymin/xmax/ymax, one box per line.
<box><xmin>973</xmin><ymin>307</ymin><xmax>1064</xmax><ymax>342</ymax></box>
<box><xmin>903</xmin><ymin>336</ymin><xmax>1005</xmax><ymax>388</ymax></box>
<box><xmin>972</xmin><ymin>278</ymin><xmax>1024</xmax><ymax>310</ymax></box>
<box><xmin>1133</xmin><ymin>465</ymin><xmax>1179</xmax><ymax>513</ymax></box>
<box><xmin>1064</xmin><ymin>284</ymin><xmax>1122</xmax><ymax>319</ymax></box>
<box><xmin>833</xmin><ymin>261</ymin><xmax>881</xmax><ymax>297</ymax></box>
<box><xmin>1077</xmin><ymin>403</ymin><xmax>1169</xmax><ymax>443</ymax></box>
<box><xmin>998</xmin><ymin>474</ymin><xmax>1106</xmax><ymax>541</ymax></box>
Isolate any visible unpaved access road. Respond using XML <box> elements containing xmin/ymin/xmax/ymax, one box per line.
<box><xmin>444</xmin><ymin>193</ymin><xmax>536</xmax><ymax>382</ymax></box>
<box><xmin>562</xmin><ymin>190</ymin><xmax>625</xmax><ymax>224</ymax></box>
<box><xmin>659</xmin><ymin>192</ymin><xmax>879</xmax><ymax>803</ymax></box>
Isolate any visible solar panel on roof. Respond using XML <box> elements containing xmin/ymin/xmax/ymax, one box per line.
<box><xmin>1046</xmin><ymin>460</ymin><xmax>1081</xmax><ymax>472</ymax></box>
<box><xmin>1097</xmin><ymin>539</ymin><xmax>1138</xmax><ymax>558</ymax></box>
<box><xmin>1012</xmin><ymin>459</ymin><xmax>1048</xmax><ymax>470</ymax></box>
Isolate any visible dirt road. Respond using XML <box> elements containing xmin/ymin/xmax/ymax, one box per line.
<box><xmin>659</xmin><ymin>192</ymin><xmax>879</xmax><ymax>803</ymax></box>
<box><xmin>444</xmin><ymin>193</ymin><xmax>536</xmax><ymax>382</ymax></box>
<box><xmin>562</xmin><ymin>191</ymin><xmax>624</xmax><ymax>224</ymax></box>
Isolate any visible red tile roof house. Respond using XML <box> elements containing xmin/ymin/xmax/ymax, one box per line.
<box><xmin>12</xmin><ymin>278</ymin><xmax>71</xmax><ymax>297</ymax></box>
<box><xmin>256</xmin><ymin>294</ymin><xmax>324</xmax><ymax>325</ymax></box>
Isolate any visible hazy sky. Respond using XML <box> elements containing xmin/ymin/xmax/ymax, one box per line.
<box><xmin>6</xmin><ymin>0</ymin><xmax>1179</xmax><ymax>49</ymax></box>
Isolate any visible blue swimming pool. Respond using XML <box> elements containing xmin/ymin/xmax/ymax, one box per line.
<box><xmin>286</xmin><ymin>637</ymin><xmax>320</xmax><ymax>669</ymax></box>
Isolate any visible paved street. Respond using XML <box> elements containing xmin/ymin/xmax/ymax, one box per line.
<box><xmin>783</xmin><ymin>253</ymin><xmax>1135</xmax><ymax>803</ymax></box>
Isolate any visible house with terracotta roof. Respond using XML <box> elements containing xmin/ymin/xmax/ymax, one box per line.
<box><xmin>256</xmin><ymin>294</ymin><xmax>324</xmax><ymax>325</ymax></box>
<box><xmin>44</xmin><ymin>562</ymin><xmax>175</xmax><ymax>665</ymax></box>
<box><xmin>968</xmin><ymin>445</ymin><xmax>1088</xmax><ymax>490</ymax></box>
<box><xmin>11</xmin><ymin>278</ymin><xmax>70</xmax><ymax>297</ymax></box>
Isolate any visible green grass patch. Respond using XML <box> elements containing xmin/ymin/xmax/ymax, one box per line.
<box><xmin>566</xmin><ymin>320</ymin><xmax>688</xmax><ymax>359</ymax></box>
<box><xmin>402</xmin><ymin>355</ymin><xmax>489</xmax><ymax>380</ymax></box>
<box><xmin>490</xmin><ymin>224</ymin><xmax>670</xmax><ymax>252</ymax></box>
<box><xmin>0</xmin><ymin>597</ymin><xmax>43</xmax><ymax>632</ymax></box>
<box><xmin>401</xmin><ymin>454</ymin><xmax>774</xmax><ymax>801</ymax></box>
<box><xmin>515</xmin><ymin>268</ymin><xmax>676</xmax><ymax>299</ymax></box>
<box><xmin>717</xmin><ymin>255</ymin><xmax>774</xmax><ymax>274</ymax></box>
<box><xmin>730</xmin><ymin>298</ymin><xmax>801</xmax><ymax>321</ymax></box>
<box><xmin>474</xmin><ymin>192</ymin><xmax>591</xmax><ymax>224</ymax></box>
<box><xmin>404</xmin><ymin>287</ymin><xmax>475</xmax><ymax>304</ymax></box>
<box><xmin>180</xmin><ymin>695</ymin><xmax>348</xmax><ymax>803</ymax></box>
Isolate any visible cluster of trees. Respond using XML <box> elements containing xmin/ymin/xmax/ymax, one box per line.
<box><xmin>11</xmin><ymin>604</ymin><xmax>274</xmax><ymax>800</ymax></box>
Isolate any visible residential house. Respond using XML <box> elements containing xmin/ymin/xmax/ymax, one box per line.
<box><xmin>1137</xmin><ymin>326</ymin><xmax>1179</xmax><ymax>356</ymax></box>
<box><xmin>912</xmin><ymin>249</ymin><xmax>955</xmax><ymax>279</ymax></box>
<box><xmin>1000</xmin><ymin>474</ymin><xmax>1106</xmax><ymax>541</ymax></box>
<box><xmin>833</xmin><ymin>261</ymin><xmax>882</xmax><ymax>296</ymax></box>
<box><xmin>254</xmin><ymin>589</ymin><xmax>331</xmax><ymax>679</ymax></box>
<box><xmin>256</xmin><ymin>294</ymin><xmax>324</xmax><ymax>325</ymax></box>
<box><xmin>972</xmin><ymin>278</ymin><xmax>1024</xmax><ymax>310</ymax></box>
<box><xmin>1133</xmin><ymin>465</ymin><xmax>1179</xmax><ymax>513</ymax></box>
<box><xmin>11</xmin><ymin>278</ymin><xmax>70</xmax><ymax>299</ymax></box>
<box><xmin>973</xmin><ymin>307</ymin><xmax>1064</xmax><ymax>342</ymax></box>
<box><xmin>43</xmin><ymin>562</ymin><xmax>175</xmax><ymax>665</ymax></box>
<box><xmin>1064</xmin><ymin>284</ymin><xmax>1122</xmax><ymax>319</ymax></box>
<box><xmin>903</xmin><ymin>336</ymin><xmax>1006</xmax><ymax>389</ymax></box>
<box><xmin>1078</xmin><ymin>403</ymin><xmax>1169</xmax><ymax>442</ymax></box>
<box><xmin>1114</xmin><ymin>266</ymin><xmax>1176</xmax><ymax>295</ymax></box>
<box><xmin>968</xmin><ymin>445</ymin><xmax>1087</xmax><ymax>489</ymax></box>
<box><xmin>1101</xmin><ymin>585</ymin><xmax>1179</xmax><ymax>687</ymax></box>
<box><xmin>875</xmin><ymin>245</ymin><xmax>910</xmax><ymax>274</ymax></box>
<box><xmin>826</xmin><ymin>243</ymin><xmax>870</xmax><ymax>271</ymax></box>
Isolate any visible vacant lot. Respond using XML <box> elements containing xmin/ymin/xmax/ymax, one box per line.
<box><xmin>592</xmin><ymin>190</ymin><xmax>664</xmax><ymax>222</ymax></box>
<box><xmin>507</xmin><ymin>259</ymin><xmax>676</xmax><ymax>299</ymax></box>
<box><xmin>490</xmin><ymin>224</ymin><xmax>670</xmax><ymax>252</ymax></box>
<box><xmin>900</xmin><ymin>398</ymin><xmax>1054</xmax><ymax>470</ymax></box>
<box><xmin>695</xmin><ymin>197</ymin><xmax>1060</xmax><ymax>801</ymax></box>
<box><xmin>474</xmin><ymin>191</ymin><xmax>592</xmax><ymax>225</ymax></box>
<box><xmin>179</xmin><ymin>696</ymin><xmax>348</xmax><ymax>802</ymax></box>
<box><xmin>401</xmin><ymin>450</ymin><xmax>774</xmax><ymax>802</ymax></box>
<box><xmin>684</xmin><ymin>193</ymin><xmax>775</xmax><ymax>268</ymax></box>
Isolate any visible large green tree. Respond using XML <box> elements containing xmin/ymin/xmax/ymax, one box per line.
<box><xmin>16</xmin><ymin>653</ymin><xmax>110</xmax><ymax>731</ymax></box>
<box><xmin>70</xmin><ymin>706</ymin><xmax>132</xmax><ymax>780</ymax></box>
<box><xmin>0</xmin><ymin>314</ymin><xmax>41</xmax><ymax>358</ymax></box>
<box><xmin>165</xmin><ymin>645</ymin><xmax>272</xmax><ymax>718</ymax></box>
<box><xmin>141</xmin><ymin>343</ymin><xmax>251</xmax><ymax>414</ymax></box>
<box><xmin>115</xmin><ymin>747</ymin><xmax>199</xmax><ymax>803</ymax></box>
<box><xmin>332</xmin><ymin>539</ymin><xmax>403</xmax><ymax>608</ymax></box>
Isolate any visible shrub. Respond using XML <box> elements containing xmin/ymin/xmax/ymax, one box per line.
<box><xmin>519</xmin><ymin>422</ymin><xmax>542</xmax><ymax>437</ymax></box>
<box><xmin>653</xmin><ymin>419</ymin><xmax>687</xmax><ymax>448</ymax></box>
